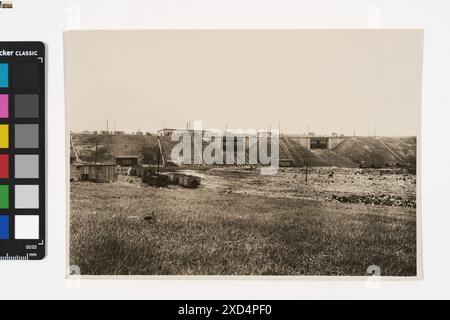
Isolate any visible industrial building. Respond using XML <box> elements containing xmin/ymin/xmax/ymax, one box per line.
<box><xmin>291</xmin><ymin>135</ymin><xmax>347</xmax><ymax>150</ymax></box>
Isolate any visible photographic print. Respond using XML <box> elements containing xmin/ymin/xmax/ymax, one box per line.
<box><xmin>66</xmin><ymin>30</ymin><xmax>422</xmax><ymax>277</ymax></box>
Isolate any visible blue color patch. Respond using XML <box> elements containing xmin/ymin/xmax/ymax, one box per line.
<box><xmin>0</xmin><ymin>64</ymin><xmax>8</xmax><ymax>88</ymax></box>
<box><xmin>0</xmin><ymin>216</ymin><xmax>8</xmax><ymax>240</ymax></box>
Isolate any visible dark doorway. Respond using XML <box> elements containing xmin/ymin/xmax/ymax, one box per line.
<box><xmin>310</xmin><ymin>138</ymin><xmax>329</xmax><ymax>149</ymax></box>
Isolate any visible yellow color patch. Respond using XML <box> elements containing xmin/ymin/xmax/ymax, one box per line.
<box><xmin>0</xmin><ymin>125</ymin><xmax>9</xmax><ymax>148</ymax></box>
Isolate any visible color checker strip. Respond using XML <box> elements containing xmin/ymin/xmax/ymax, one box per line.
<box><xmin>0</xmin><ymin>42</ymin><xmax>45</xmax><ymax>260</ymax></box>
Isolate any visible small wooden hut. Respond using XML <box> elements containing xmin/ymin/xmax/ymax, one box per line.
<box><xmin>73</xmin><ymin>163</ymin><xmax>118</xmax><ymax>183</ymax></box>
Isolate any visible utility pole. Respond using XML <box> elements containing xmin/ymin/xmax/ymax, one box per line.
<box><xmin>95</xmin><ymin>139</ymin><xmax>98</xmax><ymax>164</ymax></box>
<box><xmin>95</xmin><ymin>138</ymin><xmax>99</xmax><ymax>182</ymax></box>
<box><xmin>157</xmin><ymin>144</ymin><xmax>160</xmax><ymax>175</ymax></box>
<box><xmin>106</xmin><ymin>119</ymin><xmax>109</xmax><ymax>133</ymax></box>
<box><xmin>305</xmin><ymin>161</ymin><xmax>309</xmax><ymax>183</ymax></box>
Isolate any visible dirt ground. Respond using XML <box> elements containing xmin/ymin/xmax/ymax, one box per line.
<box><xmin>181</xmin><ymin>167</ymin><xmax>416</xmax><ymax>204</ymax></box>
<box><xmin>70</xmin><ymin>166</ymin><xmax>417</xmax><ymax>276</ymax></box>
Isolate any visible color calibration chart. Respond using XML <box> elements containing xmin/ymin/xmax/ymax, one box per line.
<box><xmin>0</xmin><ymin>42</ymin><xmax>45</xmax><ymax>260</ymax></box>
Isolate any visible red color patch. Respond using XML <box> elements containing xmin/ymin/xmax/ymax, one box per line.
<box><xmin>0</xmin><ymin>155</ymin><xmax>8</xmax><ymax>178</ymax></box>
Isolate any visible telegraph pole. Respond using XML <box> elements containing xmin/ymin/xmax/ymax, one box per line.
<box><xmin>305</xmin><ymin>161</ymin><xmax>309</xmax><ymax>183</ymax></box>
<box><xmin>95</xmin><ymin>139</ymin><xmax>98</xmax><ymax>164</ymax></box>
<box><xmin>157</xmin><ymin>147</ymin><xmax>160</xmax><ymax>175</ymax></box>
<box><xmin>95</xmin><ymin>138</ymin><xmax>99</xmax><ymax>182</ymax></box>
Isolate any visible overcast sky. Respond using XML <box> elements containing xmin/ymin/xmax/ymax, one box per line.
<box><xmin>66</xmin><ymin>30</ymin><xmax>422</xmax><ymax>136</ymax></box>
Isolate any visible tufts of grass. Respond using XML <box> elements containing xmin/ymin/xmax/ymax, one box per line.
<box><xmin>70</xmin><ymin>180</ymin><xmax>416</xmax><ymax>276</ymax></box>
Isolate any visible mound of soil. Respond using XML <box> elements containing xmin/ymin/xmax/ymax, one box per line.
<box><xmin>332</xmin><ymin>137</ymin><xmax>402</xmax><ymax>167</ymax></box>
<box><xmin>309</xmin><ymin>149</ymin><xmax>358</xmax><ymax>168</ymax></box>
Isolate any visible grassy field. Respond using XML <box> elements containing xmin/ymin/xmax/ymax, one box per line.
<box><xmin>70</xmin><ymin>169</ymin><xmax>416</xmax><ymax>276</ymax></box>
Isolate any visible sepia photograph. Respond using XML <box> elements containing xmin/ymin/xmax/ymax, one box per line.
<box><xmin>65</xmin><ymin>30</ymin><xmax>422</xmax><ymax>277</ymax></box>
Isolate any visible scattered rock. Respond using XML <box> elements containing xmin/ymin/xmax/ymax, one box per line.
<box><xmin>326</xmin><ymin>194</ymin><xmax>416</xmax><ymax>208</ymax></box>
<box><xmin>143</xmin><ymin>212</ymin><xmax>155</xmax><ymax>223</ymax></box>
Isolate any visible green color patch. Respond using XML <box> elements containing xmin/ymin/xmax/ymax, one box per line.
<box><xmin>0</xmin><ymin>185</ymin><xmax>9</xmax><ymax>209</ymax></box>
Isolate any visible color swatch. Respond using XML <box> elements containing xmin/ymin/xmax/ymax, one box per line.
<box><xmin>0</xmin><ymin>94</ymin><xmax>8</xmax><ymax>118</ymax></box>
<box><xmin>0</xmin><ymin>64</ymin><xmax>8</xmax><ymax>88</ymax></box>
<box><xmin>0</xmin><ymin>42</ymin><xmax>45</xmax><ymax>260</ymax></box>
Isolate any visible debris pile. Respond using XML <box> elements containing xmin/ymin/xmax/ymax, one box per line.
<box><xmin>326</xmin><ymin>194</ymin><xmax>416</xmax><ymax>208</ymax></box>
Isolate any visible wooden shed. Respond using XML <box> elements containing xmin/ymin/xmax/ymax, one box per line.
<box><xmin>75</xmin><ymin>163</ymin><xmax>118</xmax><ymax>183</ymax></box>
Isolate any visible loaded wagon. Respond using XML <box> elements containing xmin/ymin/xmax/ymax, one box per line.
<box><xmin>141</xmin><ymin>169</ymin><xmax>201</xmax><ymax>188</ymax></box>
